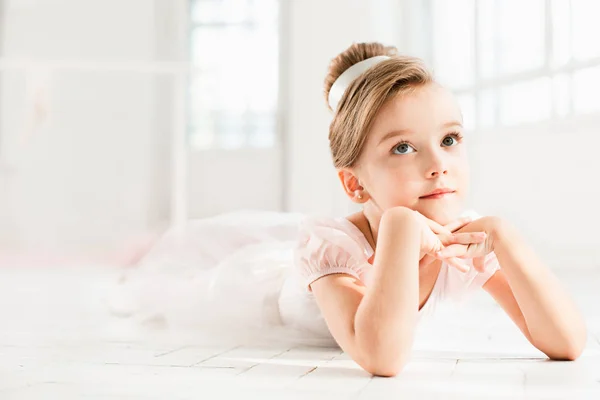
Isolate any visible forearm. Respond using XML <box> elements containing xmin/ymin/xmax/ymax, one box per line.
<box><xmin>354</xmin><ymin>208</ymin><xmax>420</xmax><ymax>370</ymax></box>
<box><xmin>492</xmin><ymin>219</ymin><xmax>587</xmax><ymax>359</ymax></box>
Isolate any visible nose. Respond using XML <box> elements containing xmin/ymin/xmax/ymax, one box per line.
<box><xmin>425</xmin><ymin>150</ymin><xmax>448</xmax><ymax>178</ymax></box>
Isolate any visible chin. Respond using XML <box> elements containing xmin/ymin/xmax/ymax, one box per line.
<box><xmin>419</xmin><ymin>205</ymin><xmax>463</xmax><ymax>225</ymax></box>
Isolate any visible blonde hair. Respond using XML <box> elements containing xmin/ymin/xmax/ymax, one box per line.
<box><xmin>324</xmin><ymin>42</ymin><xmax>434</xmax><ymax>168</ymax></box>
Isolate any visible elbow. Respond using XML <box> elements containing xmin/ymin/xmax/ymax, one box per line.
<box><xmin>541</xmin><ymin>331</ymin><xmax>587</xmax><ymax>361</ymax></box>
<box><xmin>364</xmin><ymin>361</ymin><xmax>406</xmax><ymax>378</ymax></box>
<box><xmin>352</xmin><ymin>316</ymin><xmax>417</xmax><ymax>377</ymax></box>
<box><xmin>361</xmin><ymin>353</ymin><xmax>410</xmax><ymax>377</ymax></box>
<box><xmin>548</xmin><ymin>340</ymin><xmax>586</xmax><ymax>361</ymax></box>
<box><xmin>549</xmin><ymin>348</ymin><xmax>583</xmax><ymax>362</ymax></box>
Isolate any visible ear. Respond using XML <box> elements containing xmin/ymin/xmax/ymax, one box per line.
<box><xmin>337</xmin><ymin>168</ymin><xmax>369</xmax><ymax>203</ymax></box>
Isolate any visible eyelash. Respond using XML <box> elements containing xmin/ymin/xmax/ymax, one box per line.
<box><xmin>391</xmin><ymin>132</ymin><xmax>464</xmax><ymax>154</ymax></box>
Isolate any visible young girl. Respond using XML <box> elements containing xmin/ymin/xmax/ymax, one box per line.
<box><xmin>110</xmin><ymin>42</ymin><xmax>587</xmax><ymax>377</ymax></box>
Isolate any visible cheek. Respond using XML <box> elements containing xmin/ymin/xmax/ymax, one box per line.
<box><xmin>375</xmin><ymin>165</ymin><xmax>420</xmax><ymax>201</ymax></box>
<box><xmin>454</xmin><ymin>155</ymin><xmax>470</xmax><ymax>194</ymax></box>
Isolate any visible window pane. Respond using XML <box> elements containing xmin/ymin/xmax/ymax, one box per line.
<box><xmin>248</xmin><ymin>0</ymin><xmax>279</xmax><ymax>23</ymax></box>
<box><xmin>188</xmin><ymin>0</ymin><xmax>279</xmax><ymax>150</ymax></box>
<box><xmin>247</xmin><ymin>132</ymin><xmax>275</xmax><ymax>148</ymax></box>
<box><xmin>191</xmin><ymin>25</ymin><xmax>278</xmax><ymax>77</ymax></box>
<box><xmin>551</xmin><ymin>0</ymin><xmax>571</xmax><ymax>67</ymax></box>
<box><xmin>573</xmin><ymin>65</ymin><xmax>600</xmax><ymax>114</ymax></box>
<box><xmin>431</xmin><ymin>0</ymin><xmax>475</xmax><ymax>89</ymax></box>
<box><xmin>190</xmin><ymin>132</ymin><xmax>215</xmax><ymax>150</ymax></box>
<box><xmin>189</xmin><ymin>108</ymin><xmax>278</xmax><ymax>149</ymax></box>
<box><xmin>499</xmin><ymin>78</ymin><xmax>552</xmax><ymax>126</ymax></box>
<box><xmin>246</xmin><ymin>114</ymin><xmax>277</xmax><ymax>147</ymax></box>
<box><xmin>191</xmin><ymin>0</ymin><xmax>252</xmax><ymax>24</ymax></box>
<box><xmin>429</xmin><ymin>0</ymin><xmax>599</xmax><ymax>132</ymax></box>
<box><xmin>189</xmin><ymin>110</ymin><xmax>250</xmax><ymax>150</ymax></box>
<box><xmin>190</xmin><ymin>57</ymin><xmax>278</xmax><ymax>113</ymax></box>
<box><xmin>496</xmin><ymin>0</ymin><xmax>546</xmax><ymax>76</ymax></box>
<box><xmin>218</xmin><ymin>132</ymin><xmax>247</xmax><ymax>149</ymax></box>
<box><xmin>571</xmin><ymin>0</ymin><xmax>600</xmax><ymax>61</ymax></box>
<box><xmin>191</xmin><ymin>0</ymin><xmax>278</xmax><ymax>24</ymax></box>
<box><xmin>479</xmin><ymin>0</ymin><xmax>546</xmax><ymax>78</ymax></box>
<box><xmin>477</xmin><ymin>0</ymin><xmax>496</xmax><ymax>79</ymax></box>
<box><xmin>190</xmin><ymin>70</ymin><xmax>244</xmax><ymax>112</ymax></box>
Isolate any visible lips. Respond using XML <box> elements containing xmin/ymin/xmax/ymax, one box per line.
<box><xmin>420</xmin><ymin>188</ymin><xmax>455</xmax><ymax>199</ymax></box>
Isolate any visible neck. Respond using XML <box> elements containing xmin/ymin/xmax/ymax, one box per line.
<box><xmin>361</xmin><ymin>204</ymin><xmax>384</xmax><ymax>250</ymax></box>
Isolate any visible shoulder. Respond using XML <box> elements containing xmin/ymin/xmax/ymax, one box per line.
<box><xmin>297</xmin><ymin>215</ymin><xmax>373</xmax><ymax>259</ymax></box>
<box><xmin>294</xmin><ymin>215</ymin><xmax>374</xmax><ymax>289</ymax></box>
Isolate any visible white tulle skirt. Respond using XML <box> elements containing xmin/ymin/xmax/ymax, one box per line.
<box><xmin>107</xmin><ymin>210</ymin><xmax>337</xmax><ymax>347</ymax></box>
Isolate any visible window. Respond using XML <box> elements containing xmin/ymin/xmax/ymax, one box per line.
<box><xmin>188</xmin><ymin>0</ymin><xmax>280</xmax><ymax>149</ymax></box>
<box><xmin>426</xmin><ymin>0</ymin><xmax>600</xmax><ymax>130</ymax></box>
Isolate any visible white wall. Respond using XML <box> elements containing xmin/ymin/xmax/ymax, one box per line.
<box><xmin>285</xmin><ymin>0</ymin><xmax>402</xmax><ymax>217</ymax></box>
<box><xmin>0</xmin><ymin>0</ymin><xmax>184</xmax><ymax>253</ymax></box>
<box><xmin>187</xmin><ymin>148</ymin><xmax>283</xmax><ymax>218</ymax></box>
<box><xmin>0</xmin><ymin>0</ymin><xmax>285</xmax><ymax>255</ymax></box>
<box><xmin>467</xmin><ymin>117</ymin><xmax>600</xmax><ymax>269</ymax></box>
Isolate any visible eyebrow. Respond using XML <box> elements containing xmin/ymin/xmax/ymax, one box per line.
<box><xmin>378</xmin><ymin>120</ymin><xmax>463</xmax><ymax>146</ymax></box>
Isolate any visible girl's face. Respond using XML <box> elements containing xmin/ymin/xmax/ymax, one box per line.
<box><xmin>355</xmin><ymin>83</ymin><xmax>469</xmax><ymax>225</ymax></box>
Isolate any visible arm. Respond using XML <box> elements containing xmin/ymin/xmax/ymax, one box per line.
<box><xmin>483</xmin><ymin>217</ymin><xmax>587</xmax><ymax>360</ymax></box>
<box><xmin>310</xmin><ymin>207</ymin><xmax>421</xmax><ymax>377</ymax></box>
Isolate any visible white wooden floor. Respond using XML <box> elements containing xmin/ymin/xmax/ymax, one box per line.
<box><xmin>1</xmin><ymin>265</ymin><xmax>599</xmax><ymax>399</ymax></box>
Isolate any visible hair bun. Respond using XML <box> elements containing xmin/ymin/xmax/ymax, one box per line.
<box><xmin>324</xmin><ymin>42</ymin><xmax>398</xmax><ymax>111</ymax></box>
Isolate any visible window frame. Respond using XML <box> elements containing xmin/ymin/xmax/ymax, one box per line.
<box><xmin>418</xmin><ymin>0</ymin><xmax>600</xmax><ymax>132</ymax></box>
<box><xmin>187</xmin><ymin>0</ymin><xmax>284</xmax><ymax>150</ymax></box>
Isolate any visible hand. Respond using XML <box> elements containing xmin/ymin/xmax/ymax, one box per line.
<box><xmin>435</xmin><ymin>216</ymin><xmax>501</xmax><ymax>272</ymax></box>
<box><xmin>417</xmin><ymin>214</ymin><xmax>470</xmax><ymax>259</ymax></box>
<box><xmin>415</xmin><ymin>213</ymin><xmax>487</xmax><ymax>273</ymax></box>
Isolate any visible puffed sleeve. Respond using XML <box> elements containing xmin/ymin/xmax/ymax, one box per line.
<box><xmin>294</xmin><ymin>216</ymin><xmax>373</xmax><ymax>291</ymax></box>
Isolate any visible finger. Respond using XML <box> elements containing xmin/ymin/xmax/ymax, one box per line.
<box><xmin>446</xmin><ymin>232</ymin><xmax>486</xmax><ymax>245</ymax></box>
<box><xmin>435</xmin><ymin>243</ymin><xmax>471</xmax><ymax>259</ymax></box>
<box><xmin>444</xmin><ymin>256</ymin><xmax>470</xmax><ymax>273</ymax></box>
<box><xmin>425</xmin><ymin>218</ymin><xmax>452</xmax><ymax>236</ymax></box>
<box><xmin>412</xmin><ymin>210</ymin><xmax>447</xmax><ymax>234</ymax></box>
<box><xmin>413</xmin><ymin>211</ymin><xmax>456</xmax><ymax>239</ymax></box>
<box><xmin>430</xmin><ymin>248</ymin><xmax>470</xmax><ymax>272</ymax></box>
<box><xmin>430</xmin><ymin>221</ymin><xmax>451</xmax><ymax>236</ymax></box>
<box><xmin>443</xmin><ymin>216</ymin><xmax>473</xmax><ymax>233</ymax></box>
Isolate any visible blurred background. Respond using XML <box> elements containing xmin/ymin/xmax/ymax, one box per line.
<box><xmin>0</xmin><ymin>0</ymin><xmax>599</xmax><ymax>270</ymax></box>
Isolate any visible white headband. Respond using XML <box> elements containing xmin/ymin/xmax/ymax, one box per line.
<box><xmin>327</xmin><ymin>55</ymin><xmax>391</xmax><ymax>111</ymax></box>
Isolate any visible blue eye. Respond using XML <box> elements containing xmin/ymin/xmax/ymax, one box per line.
<box><xmin>442</xmin><ymin>133</ymin><xmax>462</xmax><ymax>147</ymax></box>
<box><xmin>392</xmin><ymin>142</ymin><xmax>416</xmax><ymax>155</ymax></box>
